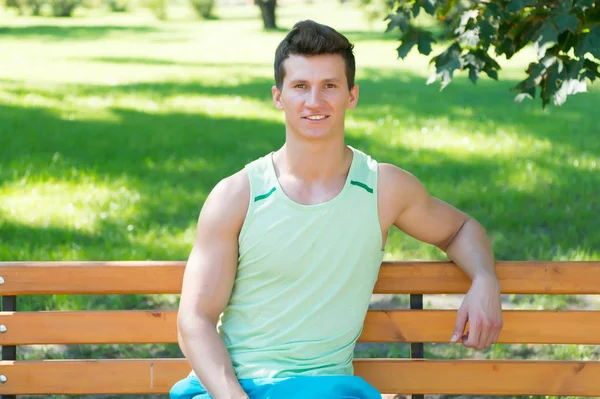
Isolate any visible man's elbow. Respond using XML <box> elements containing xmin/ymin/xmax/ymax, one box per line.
<box><xmin>438</xmin><ymin>216</ymin><xmax>471</xmax><ymax>252</ymax></box>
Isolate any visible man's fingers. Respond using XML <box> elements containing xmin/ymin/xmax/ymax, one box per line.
<box><xmin>490</xmin><ymin>321</ymin><xmax>503</xmax><ymax>346</ymax></box>
<box><xmin>464</xmin><ymin>319</ymin><xmax>482</xmax><ymax>349</ymax></box>
<box><xmin>451</xmin><ymin>309</ymin><xmax>468</xmax><ymax>343</ymax></box>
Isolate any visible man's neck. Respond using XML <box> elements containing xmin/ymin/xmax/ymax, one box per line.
<box><xmin>274</xmin><ymin>134</ymin><xmax>351</xmax><ymax>183</ymax></box>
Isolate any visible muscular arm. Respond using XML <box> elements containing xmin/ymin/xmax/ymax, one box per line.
<box><xmin>379</xmin><ymin>164</ymin><xmax>495</xmax><ymax>280</ymax></box>
<box><xmin>379</xmin><ymin>163</ymin><xmax>503</xmax><ymax>349</ymax></box>
<box><xmin>177</xmin><ymin>170</ymin><xmax>250</xmax><ymax>399</ymax></box>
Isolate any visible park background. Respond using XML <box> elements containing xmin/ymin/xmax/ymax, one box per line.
<box><xmin>1</xmin><ymin>0</ymin><xmax>599</xmax><ymax>397</ymax></box>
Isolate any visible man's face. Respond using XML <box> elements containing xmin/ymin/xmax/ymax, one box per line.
<box><xmin>272</xmin><ymin>53</ymin><xmax>359</xmax><ymax>140</ymax></box>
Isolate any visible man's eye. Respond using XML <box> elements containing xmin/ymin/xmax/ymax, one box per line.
<box><xmin>326</xmin><ymin>84</ymin><xmax>337</xmax><ymax>89</ymax></box>
<box><xmin>294</xmin><ymin>84</ymin><xmax>306</xmax><ymax>89</ymax></box>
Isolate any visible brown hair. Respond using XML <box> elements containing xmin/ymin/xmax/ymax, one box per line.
<box><xmin>274</xmin><ymin>20</ymin><xmax>356</xmax><ymax>90</ymax></box>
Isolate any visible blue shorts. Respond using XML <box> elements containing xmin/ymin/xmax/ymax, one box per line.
<box><xmin>169</xmin><ymin>374</ymin><xmax>382</xmax><ymax>399</ymax></box>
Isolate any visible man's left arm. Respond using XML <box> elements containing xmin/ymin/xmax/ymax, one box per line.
<box><xmin>379</xmin><ymin>163</ymin><xmax>503</xmax><ymax>350</ymax></box>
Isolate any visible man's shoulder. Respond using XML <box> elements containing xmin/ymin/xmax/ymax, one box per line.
<box><xmin>201</xmin><ymin>168</ymin><xmax>250</xmax><ymax>233</ymax></box>
<box><xmin>377</xmin><ymin>163</ymin><xmax>428</xmax><ymax>220</ymax></box>
<box><xmin>378</xmin><ymin>163</ymin><xmax>422</xmax><ymax>192</ymax></box>
<box><xmin>212</xmin><ymin>168</ymin><xmax>250</xmax><ymax>206</ymax></box>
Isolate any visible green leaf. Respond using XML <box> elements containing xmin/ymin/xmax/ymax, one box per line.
<box><xmin>507</xmin><ymin>0</ymin><xmax>536</xmax><ymax>13</ymax></box>
<box><xmin>412</xmin><ymin>1</ymin><xmax>420</xmax><ymax>18</ymax></box>
<box><xmin>552</xmin><ymin>7</ymin><xmax>578</xmax><ymax>34</ymax></box>
<box><xmin>580</xmin><ymin>59</ymin><xmax>600</xmax><ymax>82</ymax></box>
<box><xmin>427</xmin><ymin>43</ymin><xmax>462</xmax><ymax>89</ymax></box>
<box><xmin>575</xmin><ymin>25</ymin><xmax>600</xmax><ymax>59</ymax></box>
<box><xmin>468</xmin><ymin>67</ymin><xmax>478</xmax><ymax>84</ymax></box>
<box><xmin>397</xmin><ymin>37</ymin><xmax>418</xmax><ymax>59</ymax></box>
<box><xmin>478</xmin><ymin>19</ymin><xmax>497</xmax><ymax>45</ymax></box>
<box><xmin>535</xmin><ymin>21</ymin><xmax>559</xmax><ymax>59</ymax></box>
<box><xmin>421</xmin><ymin>0</ymin><xmax>437</xmax><ymax>16</ymax></box>
<box><xmin>417</xmin><ymin>31</ymin><xmax>436</xmax><ymax>55</ymax></box>
<box><xmin>484</xmin><ymin>68</ymin><xmax>498</xmax><ymax>80</ymax></box>
<box><xmin>385</xmin><ymin>12</ymin><xmax>410</xmax><ymax>33</ymax></box>
<box><xmin>514</xmin><ymin>84</ymin><xmax>536</xmax><ymax>103</ymax></box>
<box><xmin>554</xmin><ymin>78</ymin><xmax>587</xmax><ymax>106</ymax></box>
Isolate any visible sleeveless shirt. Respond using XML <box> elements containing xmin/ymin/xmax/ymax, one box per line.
<box><xmin>217</xmin><ymin>145</ymin><xmax>384</xmax><ymax>379</ymax></box>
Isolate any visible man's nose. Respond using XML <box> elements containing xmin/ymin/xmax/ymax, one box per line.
<box><xmin>306</xmin><ymin>87</ymin><xmax>323</xmax><ymax>107</ymax></box>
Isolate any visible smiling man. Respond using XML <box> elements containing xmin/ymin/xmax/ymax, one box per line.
<box><xmin>170</xmin><ymin>20</ymin><xmax>503</xmax><ymax>399</ymax></box>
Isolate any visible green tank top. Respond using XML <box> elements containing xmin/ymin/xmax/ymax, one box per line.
<box><xmin>218</xmin><ymin>145</ymin><xmax>384</xmax><ymax>379</ymax></box>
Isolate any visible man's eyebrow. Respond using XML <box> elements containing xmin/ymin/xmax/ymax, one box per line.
<box><xmin>288</xmin><ymin>78</ymin><xmax>341</xmax><ymax>84</ymax></box>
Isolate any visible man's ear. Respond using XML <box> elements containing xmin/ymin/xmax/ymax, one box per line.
<box><xmin>347</xmin><ymin>83</ymin><xmax>359</xmax><ymax>110</ymax></box>
<box><xmin>272</xmin><ymin>85</ymin><xmax>284</xmax><ymax>110</ymax></box>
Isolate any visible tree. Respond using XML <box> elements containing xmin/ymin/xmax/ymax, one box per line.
<box><xmin>383</xmin><ymin>0</ymin><xmax>600</xmax><ymax>107</ymax></box>
<box><xmin>256</xmin><ymin>0</ymin><xmax>277</xmax><ymax>30</ymax></box>
<box><xmin>190</xmin><ymin>0</ymin><xmax>214</xmax><ymax>19</ymax></box>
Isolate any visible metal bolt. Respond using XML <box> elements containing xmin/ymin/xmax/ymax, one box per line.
<box><xmin>0</xmin><ymin>325</ymin><xmax>6</xmax><ymax>333</ymax></box>
<box><xmin>0</xmin><ymin>277</ymin><xmax>4</xmax><ymax>285</ymax></box>
<box><xmin>0</xmin><ymin>375</ymin><xmax>6</xmax><ymax>384</ymax></box>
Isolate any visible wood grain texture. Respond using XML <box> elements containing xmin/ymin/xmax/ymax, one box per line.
<box><xmin>2</xmin><ymin>310</ymin><xmax>600</xmax><ymax>345</ymax></box>
<box><xmin>1</xmin><ymin>359</ymin><xmax>599</xmax><ymax>395</ymax></box>
<box><xmin>1</xmin><ymin>261</ymin><xmax>600</xmax><ymax>295</ymax></box>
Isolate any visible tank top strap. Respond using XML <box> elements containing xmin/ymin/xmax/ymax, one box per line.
<box><xmin>244</xmin><ymin>153</ymin><xmax>279</xmax><ymax>205</ymax></box>
<box><xmin>347</xmin><ymin>145</ymin><xmax>379</xmax><ymax>197</ymax></box>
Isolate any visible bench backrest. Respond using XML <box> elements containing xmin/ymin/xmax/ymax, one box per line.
<box><xmin>0</xmin><ymin>261</ymin><xmax>599</xmax><ymax>396</ymax></box>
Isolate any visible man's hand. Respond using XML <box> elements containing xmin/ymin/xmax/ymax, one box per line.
<box><xmin>450</xmin><ymin>273</ymin><xmax>503</xmax><ymax>350</ymax></box>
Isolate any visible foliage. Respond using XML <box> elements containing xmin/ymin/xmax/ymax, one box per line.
<box><xmin>106</xmin><ymin>0</ymin><xmax>129</xmax><ymax>12</ymax></box>
<box><xmin>189</xmin><ymin>0</ymin><xmax>214</xmax><ymax>19</ymax></box>
<box><xmin>49</xmin><ymin>0</ymin><xmax>81</xmax><ymax>16</ymax></box>
<box><xmin>144</xmin><ymin>0</ymin><xmax>167</xmax><ymax>20</ymax></box>
<box><xmin>4</xmin><ymin>0</ymin><xmax>47</xmax><ymax>15</ymax></box>
<box><xmin>384</xmin><ymin>0</ymin><xmax>600</xmax><ymax>107</ymax></box>
<box><xmin>360</xmin><ymin>0</ymin><xmax>394</xmax><ymax>24</ymax></box>
<box><xmin>1</xmin><ymin>1</ymin><xmax>598</xmax><ymax>370</ymax></box>
<box><xmin>4</xmin><ymin>0</ymin><xmax>81</xmax><ymax>16</ymax></box>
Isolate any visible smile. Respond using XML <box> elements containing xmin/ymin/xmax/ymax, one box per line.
<box><xmin>303</xmin><ymin>115</ymin><xmax>329</xmax><ymax>121</ymax></box>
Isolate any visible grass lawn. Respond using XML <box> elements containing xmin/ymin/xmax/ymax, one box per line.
<box><xmin>1</xmin><ymin>1</ymin><xmax>599</xmax><ymax>397</ymax></box>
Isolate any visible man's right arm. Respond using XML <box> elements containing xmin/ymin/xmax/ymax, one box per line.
<box><xmin>177</xmin><ymin>170</ymin><xmax>250</xmax><ymax>399</ymax></box>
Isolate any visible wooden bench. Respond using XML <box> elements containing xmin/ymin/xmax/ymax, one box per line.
<box><xmin>1</xmin><ymin>260</ymin><xmax>599</xmax><ymax>397</ymax></box>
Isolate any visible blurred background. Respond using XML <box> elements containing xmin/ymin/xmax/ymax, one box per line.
<box><xmin>0</xmin><ymin>0</ymin><xmax>599</xmax><ymax>397</ymax></box>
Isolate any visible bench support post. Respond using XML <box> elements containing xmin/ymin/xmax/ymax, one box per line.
<box><xmin>410</xmin><ymin>294</ymin><xmax>424</xmax><ymax>399</ymax></box>
<box><xmin>1</xmin><ymin>295</ymin><xmax>16</xmax><ymax>399</ymax></box>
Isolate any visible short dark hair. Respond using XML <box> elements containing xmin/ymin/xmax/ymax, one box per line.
<box><xmin>274</xmin><ymin>20</ymin><xmax>356</xmax><ymax>90</ymax></box>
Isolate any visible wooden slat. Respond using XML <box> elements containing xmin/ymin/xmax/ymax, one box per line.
<box><xmin>1</xmin><ymin>261</ymin><xmax>600</xmax><ymax>295</ymax></box>
<box><xmin>0</xmin><ymin>310</ymin><xmax>177</xmax><ymax>345</ymax></box>
<box><xmin>360</xmin><ymin>310</ymin><xmax>600</xmax><ymax>344</ymax></box>
<box><xmin>3</xmin><ymin>309</ymin><xmax>600</xmax><ymax>345</ymax></box>
<box><xmin>0</xmin><ymin>261</ymin><xmax>184</xmax><ymax>295</ymax></box>
<box><xmin>1</xmin><ymin>359</ymin><xmax>599</xmax><ymax>395</ymax></box>
<box><xmin>354</xmin><ymin>359</ymin><xmax>600</xmax><ymax>396</ymax></box>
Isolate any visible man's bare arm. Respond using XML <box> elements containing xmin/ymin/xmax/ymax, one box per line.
<box><xmin>177</xmin><ymin>170</ymin><xmax>250</xmax><ymax>399</ymax></box>
<box><xmin>379</xmin><ymin>163</ymin><xmax>503</xmax><ymax>350</ymax></box>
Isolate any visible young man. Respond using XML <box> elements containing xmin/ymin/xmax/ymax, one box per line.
<box><xmin>171</xmin><ymin>20</ymin><xmax>503</xmax><ymax>399</ymax></box>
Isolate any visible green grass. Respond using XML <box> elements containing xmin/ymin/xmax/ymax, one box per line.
<box><xmin>1</xmin><ymin>1</ymin><xmax>599</xmax><ymax>398</ymax></box>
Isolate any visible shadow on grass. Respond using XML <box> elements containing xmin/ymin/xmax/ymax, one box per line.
<box><xmin>0</xmin><ymin>25</ymin><xmax>162</xmax><ymax>40</ymax></box>
<box><xmin>74</xmin><ymin>56</ymin><xmax>271</xmax><ymax>69</ymax></box>
<box><xmin>1</xmin><ymin>68</ymin><xmax>598</xmax><ymax>263</ymax></box>
<box><xmin>2</xmin><ymin>70</ymin><xmax>598</xmax><ymax>389</ymax></box>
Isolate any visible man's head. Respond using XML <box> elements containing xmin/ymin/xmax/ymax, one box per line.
<box><xmin>274</xmin><ymin>20</ymin><xmax>356</xmax><ymax>91</ymax></box>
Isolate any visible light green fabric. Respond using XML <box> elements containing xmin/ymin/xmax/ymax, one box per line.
<box><xmin>218</xmin><ymin>146</ymin><xmax>384</xmax><ymax>379</ymax></box>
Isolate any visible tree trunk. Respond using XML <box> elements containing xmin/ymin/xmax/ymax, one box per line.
<box><xmin>256</xmin><ymin>0</ymin><xmax>277</xmax><ymax>30</ymax></box>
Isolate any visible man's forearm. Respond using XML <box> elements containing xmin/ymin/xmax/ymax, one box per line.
<box><xmin>444</xmin><ymin>217</ymin><xmax>497</xmax><ymax>281</ymax></box>
<box><xmin>178</xmin><ymin>315</ymin><xmax>248</xmax><ymax>399</ymax></box>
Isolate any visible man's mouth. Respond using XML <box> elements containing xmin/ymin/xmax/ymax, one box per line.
<box><xmin>303</xmin><ymin>115</ymin><xmax>329</xmax><ymax>121</ymax></box>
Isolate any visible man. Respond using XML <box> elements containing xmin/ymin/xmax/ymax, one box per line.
<box><xmin>171</xmin><ymin>20</ymin><xmax>503</xmax><ymax>399</ymax></box>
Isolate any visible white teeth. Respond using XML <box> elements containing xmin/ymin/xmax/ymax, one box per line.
<box><xmin>306</xmin><ymin>115</ymin><xmax>326</xmax><ymax>120</ymax></box>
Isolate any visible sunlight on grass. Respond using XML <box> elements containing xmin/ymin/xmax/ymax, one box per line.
<box><xmin>1</xmin><ymin>0</ymin><xmax>598</xmax><ymax>379</ymax></box>
<box><xmin>0</xmin><ymin>179</ymin><xmax>140</xmax><ymax>232</ymax></box>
